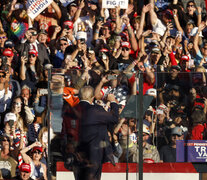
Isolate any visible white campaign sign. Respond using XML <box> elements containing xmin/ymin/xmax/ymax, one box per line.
<box><xmin>60</xmin><ymin>0</ymin><xmax>74</xmax><ymax>7</ymax></box>
<box><xmin>27</xmin><ymin>0</ymin><xmax>53</xmax><ymax>19</ymax></box>
<box><xmin>102</xmin><ymin>0</ymin><xmax>128</xmax><ymax>9</ymax></box>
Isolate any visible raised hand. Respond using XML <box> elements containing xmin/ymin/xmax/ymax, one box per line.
<box><xmin>125</xmin><ymin>4</ymin><xmax>134</xmax><ymax>15</ymax></box>
<box><xmin>142</xmin><ymin>30</ymin><xmax>152</xmax><ymax>37</ymax></box>
<box><xmin>197</xmin><ymin>6</ymin><xmax>202</xmax><ymax>14</ymax></box>
<box><xmin>96</xmin><ymin>21</ymin><xmax>103</xmax><ymax>30</ymax></box>
<box><xmin>21</xmin><ymin>56</ymin><xmax>27</xmax><ymax>65</ymax></box>
<box><xmin>54</xmin><ymin>26</ymin><xmax>61</xmax><ymax>34</ymax></box>
<box><xmin>101</xmin><ymin>75</ymin><xmax>109</xmax><ymax>84</ymax></box>
<box><xmin>166</xmin><ymin>23</ymin><xmax>173</xmax><ymax>32</ymax></box>
<box><xmin>79</xmin><ymin>0</ymin><xmax>85</xmax><ymax>9</ymax></box>
<box><xmin>198</xmin><ymin>21</ymin><xmax>206</xmax><ymax>31</ymax></box>
<box><xmin>142</xmin><ymin>4</ymin><xmax>151</xmax><ymax>14</ymax></box>
<box><xmin>115</xmin><ymin>6</ymin><xmax>121</xmax><ymax>16</ymax></box>
<box><xmin>123</xmin><ymin>16</ymin><xmax>130</xmax><ymax>26</ymax></box>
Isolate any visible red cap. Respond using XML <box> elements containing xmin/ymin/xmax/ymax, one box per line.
<box><xmin>100</xmin><ymin>48</ymin><xmax>109</xmax><ymax>52</ymax></box>
<box><xmin>29</xmin><ymin>49</ymin><xmax>38</xmax><ymax>57</ymax></box>
<box><xmin>143</xmin><ymin>158</ymin><xmax>155</xmax><ymax>163</ymax></box>
<box><xmin>64</xmin><ymin>21</ymin><xmax>73</xmax><ymax>29</ymax></box>
<box><xmin>32</xmin><ymin>146</ymin><xmax>43</xmax><ymax>152</ymax></box>
<box><xmin>20</xmin><ymin>163</ymin><xmax>31</xmax><ymax>173</ymax></box>
<box><xmin>3</xmin><ymin>49</ymin><xmax>14</xmax><ymax>57</ymax></box>
<box><xmin>181</xmin><ymin>55</ymin><xmax>189</xmax><ymax>61</ymax></box>
<box><xmin>121</xmin><ymin>41</ymin><xmax>131</xmax><ymax>48</ymax></box>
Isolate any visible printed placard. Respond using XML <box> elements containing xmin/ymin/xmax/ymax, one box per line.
<box><xmin>102</xmin><ymin>0</ymin><xmax>128</xmax><ymax>9</ymax></box>
<box><xmin>27</xmin><ymin>0</ymin><xmax>53</xmax><ymax>19</ymax></box>
<box><xmin>176</xmin><ymin>140</ymin><xmax>207</xmax><ymax>162</ymax></box>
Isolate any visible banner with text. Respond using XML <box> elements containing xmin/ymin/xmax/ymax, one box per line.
<box><xmin>176</xmin><ymin>140</ymin><xmax>207</xmax><ymax>162</ymax></box>
<box><xmin>27</xmin><ymin>0</ymin><xmax>53</xmax><ymax>19</ymax></box>
<box><xmin>102</xmin><ymin>0</ymin><xmax>128</xmax><ymax>9</ymax></box>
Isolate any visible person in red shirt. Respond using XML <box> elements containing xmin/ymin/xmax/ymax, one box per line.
<box><xmin>189</xmin><ymin>108</ymin><xmax>207</xmax><ymax>140</ymax></box>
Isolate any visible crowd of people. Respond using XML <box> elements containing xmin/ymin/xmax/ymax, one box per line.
<box><xmin>0</xmin><ymin>0</ymin><xmax>207</xmax><ymax>179</ymax></box>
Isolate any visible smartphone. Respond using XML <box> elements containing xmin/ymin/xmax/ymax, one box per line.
<box><xmin>1</xmin><ymin>56</ymin><xmax>7</xmax><ymax>66</ymax></box>
<box><xmin>22</xmin><ymin>51</ymin><xmax>28</xmax><ymax>62</ymax></box>
<box><xmin>23</xmin><ymin>51</ymin><xmax>27</xmax><ymax>56</ymax></box>
<box><xmin>98</xmin><ymin>17</ymin><xmax>104</xmax><ymax>22</ymax></box>
<box><xmin>8</xmin><ymin>120</ymin><xmax>14</xmax><ymax>129</ymax></box>
<box><xmin>80</xmin><ymin>38</ymin><xmax>85</xmax><ymax>44</ymax></box>
<box><xmin>102</xmin><ymin>53</ymin><xmax>107</xmax><ymax>60</ymax></box>
<box><xmin>39</xmin><ymin>89</ymin><xmax>48</xmax><ymax>95</ymax></box>
<box><xmin>176</xmin><ymin>31</ymin><xmax>182</xmax><ymax>38</ymax></box>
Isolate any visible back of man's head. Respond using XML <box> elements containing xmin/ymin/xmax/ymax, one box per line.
<box><xmin>79</xmin><ymin>86</ymin><xmax>94</xmax><ymax>102</ymax></box>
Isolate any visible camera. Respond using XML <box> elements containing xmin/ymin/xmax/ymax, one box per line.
<box><xmin>98</xmin><ymin>16</ymin><xmax>104</xmax><ymax>22</ymax></box>
<box><xmin>102</xmin><ymin>53</ymin><xmax>107</xmax><ymax>60</ymax></box>
<box><xmin>80</xmin><ymin>38</ymin><xmax>85</xmax><ymax>44</ymax></box>
<box><xmin>8</xmin><ymin>120</ymin><xmax>14</xmax><ymax>129</ymax></box>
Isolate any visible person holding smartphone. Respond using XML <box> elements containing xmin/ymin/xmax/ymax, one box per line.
<box><xmin>1</xmin><ymin>111</ymin><xmax>27</xmax><ymax>151</ymax></box>
<box><xmin>8</xmin><ymin>96</ymin><xmax>29</xmax><ymax>149</ymax></box>
<box><xmin>19</xmin><ymin>49</ymin><xmax>43</xmax><ymax>93</ymax></box>
<box><xmin>0</xmin><ymin>70</ymin><xmax>12</xmax><ymax>124</ymax></box>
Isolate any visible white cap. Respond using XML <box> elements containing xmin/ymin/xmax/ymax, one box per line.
<box><xmin>156</xmin><ymin>104</ymin><xmax>167</xmax><ymax>115</ymax></box>
<box><xmin>171</xmin><ymin>127</ymin><xmax>183</xmax><ymax>136</ymax></box>
<box><xmin>146</xmin><ymin>88</ymin><xmax>157</xmax><ymax>97</ymax></box>
<box><xmin>143</xmin><ymin>124</ymin><xmax>150</xmax><ymax>135</ymax></box>
<box><xmin>156</xmin><ymin>109</ymin><xmax>164</xmax><ymax>115</ymax></box>
<box><xmin>4</xmin><ymin>112</ymin><xmax>17</xmax><ymax>123</ymax></box>
<box><xmin>189</xmin><ymin>27</ymin><xmax>203</xmax><ymax>37</ymax></box>
<box><xmin>76</xmin><ymin>31</ymin><xmax>87</xmax><ymax>40</ymax></box>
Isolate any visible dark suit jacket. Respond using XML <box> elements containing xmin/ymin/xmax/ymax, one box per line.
<box><xmin>77</xmin><ymin>101</ymin><xmax>119</xmax><ymax>166</ymax></box>
<box><xmin>15</xmin><ymin>41</ymin><xmax>50</xmax><ymax>66</ymax></box>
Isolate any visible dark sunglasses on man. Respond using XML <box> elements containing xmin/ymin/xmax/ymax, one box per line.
<box><xmin>29</xmin><ymin>54</ymin><xmax>36</xmax><ymax>58</ymax></box>
<box><xmin>122</xmin><ymin>47</ymin><xmax>130</xmax><ymax>51</ymax></box>
<box><xmin>31</xmin><ymin>32</ymin><xmax>37</xmax><ymax>36</ymax></box>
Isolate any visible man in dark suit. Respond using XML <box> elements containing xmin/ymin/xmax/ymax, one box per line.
<box><xmin>15</xmin><ymin>27</ymin><xmax>50</xmax><ymax>66</ymax></box>
<box><xmin>76</xmin><ymin>86</ymin><xmax>119</xmax><ymax>180</ymax></box>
